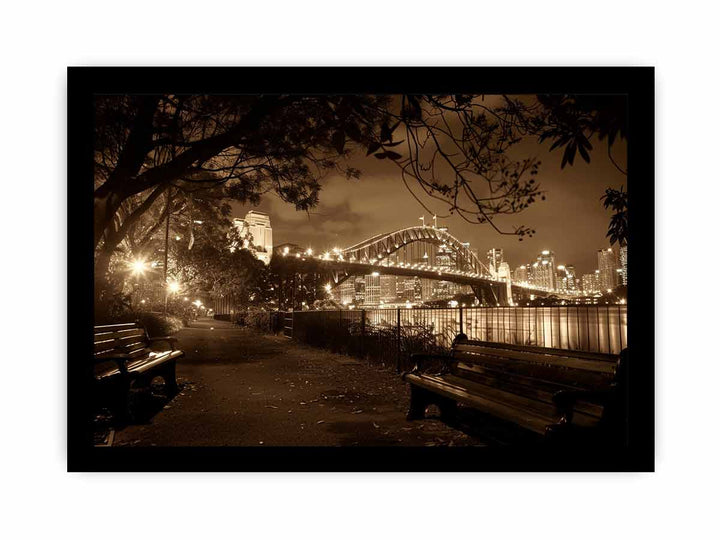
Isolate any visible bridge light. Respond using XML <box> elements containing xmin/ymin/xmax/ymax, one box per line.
<box><xmin>306</xmin><ymin>248</ymin><xmax>313</xmax><ymax>256</ymax></box>
<box><xmin>324</xmin><ymin>283</ymin><xmax>332</xmax><ymax>292</ymax></box>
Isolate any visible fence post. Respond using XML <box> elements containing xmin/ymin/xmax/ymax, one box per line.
<box><xmin>360</xmin><ymin>309</ymin><xmax>366</xmax><ymax>358</ymax></box>
<box><xmin>459</xmin><ymin>306</ymin><xmax>463</xmax><ymax>335</ymax></box>
<box><xmin>396</xmin><ymin>307</ymin><xmax>401</xmax><ymax>372</ymax></box>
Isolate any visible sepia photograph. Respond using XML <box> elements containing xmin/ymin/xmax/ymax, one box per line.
<box><xmin>69</xmin><ymin>67</ymin><xmax>654</xmax><ymax>471</ymax></box>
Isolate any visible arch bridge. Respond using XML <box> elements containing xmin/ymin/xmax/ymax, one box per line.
<box><xmin>273</xmin><ymin>225</ymin><xmax>571</xmax><ymax>307</ymax></box>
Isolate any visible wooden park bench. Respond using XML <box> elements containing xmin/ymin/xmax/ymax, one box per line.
<box><xmin>93</xmin><ymin>322</ymin><xmax>184</xmax><ymax>419</ymax></box>
<box><xmin>402</xmin><ymin>336</ymin><xmax>627</xmax><ymax>443</ymax></box>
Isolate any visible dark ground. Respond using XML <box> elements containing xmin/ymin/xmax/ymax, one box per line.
<box><xmin>111</xmin><ymin>318</ymin><xmax>537</xmax><ymax>447</ymax></box>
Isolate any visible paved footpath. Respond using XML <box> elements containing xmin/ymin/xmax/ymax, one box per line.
<box><xmin>113</xmin><ymin>318</ymin><xmax>517</xmax><ymax>447</ymax></box>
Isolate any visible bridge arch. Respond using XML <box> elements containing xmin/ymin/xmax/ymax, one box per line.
<box><xmin>341</xmin><ymin>226</ymin><xmax>491</xmax><ymax>276</ymax></box>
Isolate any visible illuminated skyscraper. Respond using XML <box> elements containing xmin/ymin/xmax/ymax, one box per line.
<box><xmin>619</xmin><ymin>245</ymin><xmax>628</xmax><ymax>285</ymax></box>
<box><xmin>354</xmin><ymin>277</ymin><xmax>366</xmax><ymax>305</ymax></box>
<box><xmin>379</xmin><ymin>275</ymin><xmax>397</xmax><ymax>304</ymax></box>
<box><xmin>339</xmin><ymin>280</ymin><xmax>355</xmax><ymax>305</ymax></box>
<box><xmin>565</xmin><ymin>264</ymin><xmax>577</xmax><ymax>291</ymax></box>
<box><xmin>597</xmin><ymin>247</ymin><xmax>619</xmax><ymax>291</ymax></box>
<box><xmin>514</xmin><ymin>265</ymin><xmax>529</xmax><ymax>284</ymax></box>
<box><xmin>364</xmin><ymin>274</ymin><xmax>380</xmax><ymax>305</ymax></box>
<box><xmin>233</xmin><ymin>210</ymin><xmax>273</xmax><ymax>264</ymax></box>
<box><xmin>532</xmin><ymin>250</ymin><xmax>556</xmax><ymax>290</ymax></box>
<box><xmin>582</xmin><ymin>272</ymin><xmax>600</xmax><ymax>294</ymax></box>
<box><xmin>487</xmin><ymin>248</ymin><xmax>504</xmax><ymax>276</ymax></box>
<box><xmin>556</xmin><ymin>264</ymin><xmax>577</xmax><ymax>292</ymax></box>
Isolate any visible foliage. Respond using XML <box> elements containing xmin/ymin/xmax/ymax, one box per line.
<box><xmin>234</xmin><ymin>309</ymin><xmax>281</xmax><ymax>334</ymax></box>
<box><xmin>601</xmin><ymin>186</ymin><xmax>628</xmax><ymax>246</ymax></box>
<box><xmin>135</xmin><ymin>312</ymin><xmax>184</xmax><ymax>337</ymax></box>
<box><xmin>498</xmin><ymin>94</ymin><xmax>627</xmax><ymax>172</ymax></box>
<box><xmin>94</xmin><ymin>93</ymin><xmax>630</xmax><ymax>303</ymax></box>
<box><xmin>172</xmin><ymin>223</ymin><xmax>272</xmax><ymax>308</ymax></box>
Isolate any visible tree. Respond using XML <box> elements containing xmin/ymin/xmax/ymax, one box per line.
<box><xmin>94</xmin><ymin>93</ymin><xmax>628</xmax><ymax>300</ymax></box>
<box><xmin>172</xmin><ymin>222</ymin><xmax>272</xmax><ymax>309</ymax></box>
<box><xmin>94</xmin><ymin>95</ymin><xmax>546</xmax><ymax>276</ymax></box>
<box><xmin>601</xmin><ymin>186</ymin><xmax>628</xmax><ymax>246</ymax></box>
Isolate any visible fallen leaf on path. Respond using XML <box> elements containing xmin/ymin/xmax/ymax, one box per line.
<box><xmin>265</xmin><ymin>405</ymin><xmax>278</xmax><ymax>409</ymax></box>
<box><xmin>316</xmin><ymin>420</ymin><xmax>325</xmax><ymax>424</ymax></box>
<box><xmin>351</xmin><ymin>410</ymin><xmax>363</xmax><ymax>414</ymax></box>
<box><xmin>373</xmin><ymin>422</ymin><xmax>380</xmax><ymax>429</ymax></box>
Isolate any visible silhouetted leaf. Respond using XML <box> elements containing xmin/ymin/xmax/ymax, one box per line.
<box><xmin>374</xmin><ymin>152</ymin><xmax>388</xmax><ymax>159</ymax></box>
<box><xmin>385</xmin><ymin>151</ymin><xmax>402</xmax><ymax>160</ymax></box>
<box><xmin>578</xmin><ymin>144</ymin><xmax>590</xmax><ymax>163</ymax></box>
<box><xmin>345</xmin><ymin>122</ymin><xmax>362</xmax><ymax>142</ymax></box>
<box><xmin>366</xmin><ymin>141</ymin><xmax>381</xmax><ymax>156</ymax></box>
<box><xmin>331</xmin><ymin>131</ymin><xmax>345</xmax><ymax>154</ymax></box>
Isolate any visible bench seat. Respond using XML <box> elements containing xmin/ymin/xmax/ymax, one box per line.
<box><xmin>93</xmin><ymin>322</ymin><xmax>184</xmax><ymax>420</ymax></box>
<box><xmin>402</xmin><ymin>337</ymin><xmax>624</xmax><ymax>439</ymax></box>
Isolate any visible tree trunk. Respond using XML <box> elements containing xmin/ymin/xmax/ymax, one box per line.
<box><xmin>94</xmin><ymin>244</ymin><xmax>115</xmax><ymax>305</ymax></box>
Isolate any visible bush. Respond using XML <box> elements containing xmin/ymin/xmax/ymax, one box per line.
<box><xmin>213</xmin><ymin>313</ymin><xmax>232</xmax><ymax>322</ymax></box>
<box><xmin>234</xmin><ymin>310</ymin><xmax>281</xmax><ymax>334</ymax></box>
<box><xmin>135</xmin><ymin>312</ymin><xmax>184</xmax><ymax>337</ymax></box>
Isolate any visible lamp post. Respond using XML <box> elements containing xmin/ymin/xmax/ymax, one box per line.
<box><xmin>163</xmin><ymin>187</ymin><xmax>172</xmax><ymax>316</ymax></box>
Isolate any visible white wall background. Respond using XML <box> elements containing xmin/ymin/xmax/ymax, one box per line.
<box><xmin>0</xmin><ymin>1</ymin><xmax>717</xmax><ymax>539</ymax></box>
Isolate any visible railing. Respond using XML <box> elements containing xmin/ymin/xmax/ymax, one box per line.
<box><xmin>281</xmin><ymin>305</ymin><xmax>627</xmax><ymax>371</ymax></box>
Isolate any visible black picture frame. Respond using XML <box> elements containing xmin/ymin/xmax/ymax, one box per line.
<box><xmin>68</xmin><ymin>67</ymin><xmax>654</xmax><ymax>472</ymax></box>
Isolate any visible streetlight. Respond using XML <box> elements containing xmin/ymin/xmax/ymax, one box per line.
<box><xmin>129</xmin><ymin>258</ymin><xmax>148</xmax><ymax>276</ymax></box>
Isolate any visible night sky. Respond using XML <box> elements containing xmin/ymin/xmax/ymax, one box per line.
<box><xmin>234</xmin><ymin>105</ymin><xmax>627</xmax><ymax>277</ymax></box>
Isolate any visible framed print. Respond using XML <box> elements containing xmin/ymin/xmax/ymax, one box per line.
<box><xmin>68</xmin><ymin>67</ymin><xmax>654</xmax><ymax>471</ymax></box>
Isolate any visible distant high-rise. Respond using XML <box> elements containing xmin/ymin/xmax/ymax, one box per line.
<box><xmin>565</xmin><ymin>265</ymin><xmax>577</xmax><ymax>291</ymax></box>
<box><xmin>379</xmin><ymin>275</ymin><xmax>397</xmax><ymax>304</ymax></box>
<box><xmin>597</xmin><ymin>247</ymin><xmax>619</xmax><ymax>291</ymax></box>
<box><xmin>339</xmin><ymin>280</ymin><xmax>355</xmax><ymax>305</ymax></box>
<box><xmin>233</xmin><ymin>210</ymin><xmax>273</xmax><ymax>264</ymax></box>
<box><xmin>532</xmin><ymin>250</ymin><xmax>556</xmax><ymax>290</ymax></box>
<box><xmin>487</xmin><ymin>248</ymin><xmax>504</xmax><ymax>276</ymax></box>
<box><xmin>513</xmin><ymin>265</ymin><xmax>529</xmax><ymax>284</ymax></box>
<box><xmin>582</xmin><ymin>271</ymin><xmax>601</xmax><ymax>294</ymax></box>
<box><xmin>364</xmin><ymin>274</ymin><xmax>380</xmax><ymax>305</ymax></box>
<box><xmin>556</xmin><ymin>264</ymin><xmax>577</xmax><ymax>292</ymax></box>
<box><xmin>354</xmin><ymin>277</ymin><xmax>366</xmax><ymax>305</ymax></box>
<box><xmin>619</xmin><ymin>245</ymin><xmax>628</xmax><ymax>286</ymax></box>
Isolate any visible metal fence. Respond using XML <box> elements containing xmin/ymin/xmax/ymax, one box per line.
<box><xmin>284</xmin><ymin>305</ymin><xmax>627</xmax><ymax>371</ymax></box>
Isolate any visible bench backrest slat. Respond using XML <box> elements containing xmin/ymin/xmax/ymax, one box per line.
<box><xmin>93</xmin><ymin>322</ymin><xmax>150</xmax><ymax>359</ymax></box>
<box><xmin>453</xmin><ymin>341</ymin><xmax>618</xmax><ymax>375</ymax></box>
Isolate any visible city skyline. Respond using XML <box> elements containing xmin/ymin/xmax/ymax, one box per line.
<box><xmin>234</xmin><ymin>119</ymin><xmax>626</xmax><ymax>278</ymax></box>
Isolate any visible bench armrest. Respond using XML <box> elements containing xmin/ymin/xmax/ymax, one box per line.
<box><xmin>552</xmin><ymin>387</ymin><xmax>614</xmax><ymax>424</ymax></box>
<box><xmin>94</xmin><ymin>353</ymin><xmax>129</xmax><ymax>375</ymax></box>
<box><xmin>148</xmin><ymin>336</ymin><xmax>179</xmax><ymax>351</ymax></box>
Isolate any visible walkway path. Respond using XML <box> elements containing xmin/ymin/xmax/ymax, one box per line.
<box><xmin>113</xmin><ymin>318</ymin><xmax>520</xmax><ymax>447</ymax></box>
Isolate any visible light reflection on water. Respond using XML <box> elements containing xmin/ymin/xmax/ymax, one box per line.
<box><xmin>363</xmin><ymin>306</ymin><xmax>627</xmax><ymax>354</ymax></box>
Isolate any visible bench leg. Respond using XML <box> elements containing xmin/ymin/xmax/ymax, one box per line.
<box><xmin>407</xmin><ymin>386</ymin><xmax>432</xmax><ymax>421</ymax></box>
<box><xmin>164</xmin><ymin>361</ymin><xmax>178</xmax><ymax>396</ymax></box>
<box><xmin>112</xmin><ymin>380</ymin><xmax>135</xmax><ymax>424</ymax></box>
<box><xmin>438</xmin><ymin>397</ymin><xmax>458</xmax><ymax>424</ymax></box>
